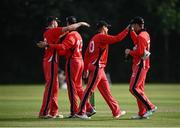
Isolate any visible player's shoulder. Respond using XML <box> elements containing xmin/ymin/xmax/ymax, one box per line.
<box><xmin>68</xmin><ymin>31</ymin><xmax>81</xmax><ymax>38</ymax></box>
<box><xmin>139</xmin><ymin>31</ymin><xmax>150</xmax><ymax>42</ymax></box>
<box><xmin>93</xmin><ymin>33</ymin><xmax>105</xmax><ymax>40</ymax></box>
<box><xmin>139</xmin><ymin>30</ymin><xmax>149</xmax><ymax>37</ymax></box>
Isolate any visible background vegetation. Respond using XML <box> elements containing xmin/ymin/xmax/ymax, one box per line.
<box><xmin>1</xmin><ymin>0</ymin><xmax>180</xmax><ymax>83</ymax></box>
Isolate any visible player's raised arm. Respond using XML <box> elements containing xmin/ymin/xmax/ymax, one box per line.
<box><xmin>100</xmin><ymin>27</ymin><xmax>129</xmax><ymax>44</ymax></box>
<box><xmin>95</xmin><ymin>20</ymin><xmax>129</xmax><ymax>45</ymax></box>
<box><xmin>130</xmin><ymin>25</ymin><xmax>138</xmax><ymax>44</ymax></box>
<box><xmin>62</xmin><ymin>22</ymin><xmax>90</xmax><ymax>33</ymax></box>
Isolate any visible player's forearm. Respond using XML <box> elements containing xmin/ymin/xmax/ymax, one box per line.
<box><xmin>129</xmin><ymin>46</ymin><xmax>145</xmax><ymax>57</ymax></box>
<box><xmin>49</xmin><ymin>44</ymin><xmax>66</xmax><ymax>50</ymax></box>
<box><xmin>62</xmin><ymin>22</ymin><xmax>89</xmax><ymax>32</ymax></box>
<box><xmin>101</xmin><ymin>29</ymin><xmax>128</xmax><ymax>45</ymax></box>
<box><xmin>103</xmin><ymin>28</ymin><xmax>128</xmax><ymax>44</ymax></box>
<box><xmin>116</xmin><ymin>28</ymin><xmax>129</xmax><ymax>42</ymax></box>
<box><xmin>129</xmin><ymin>50</ymin><xmax>139</xmax><ymax>57</ymax></box>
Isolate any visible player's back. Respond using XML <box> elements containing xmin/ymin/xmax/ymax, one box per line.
<box><xmin>84</xmin><ymin>33</ymin><xmax>109</xmax><ymax>68</ymax></box>
<box><xmin>65</xmin><ymin>31</ymin><xmax>83</xmax><ymax>59</ymax></box>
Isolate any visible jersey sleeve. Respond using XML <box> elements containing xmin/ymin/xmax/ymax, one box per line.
<box><xmin>130</xmin><ymin>31</ymin><xmax>138</xmax><ymax>45</ymax></box>
<box><xmin>129</xmin><ymin>35</ymin><xmax>146</xmax><ymax>57</ymax></box>
<box><xmin>49</xmin><ymin>34</ymin><xmax>75</xmax><ymax>50</ymax></box>
<box><xmin>100</xmin><ymin>28</ymin><xmax>128</xmax><ymax>44</ymax></box>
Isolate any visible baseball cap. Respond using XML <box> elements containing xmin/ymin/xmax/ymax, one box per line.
<box><xmin>46</xmin><ymin>16</ymin><xmax>60</xmax><ymax>24</ymax></box>
<box><xmin>96</xmin><ymin>20</ymin><xmax>111</xmax><ymax>29</ymax></box>
<box><xmin>130</xmin><ymin>16</ymin><xmax>144</xmax><ymax>25</ymax></box>
<box><xmin>66</xmin><ymin>16</ymin><xmax>77</xmax><ymax>25</ymax></box>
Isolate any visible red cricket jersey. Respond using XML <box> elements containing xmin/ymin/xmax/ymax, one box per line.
<box><xmin>84</xmin><ymin>28</ymin><xmax>129</xmax><ymax>71</ymax></box>
<box><xmin>43</xmin><ymin>27</ymin><xmax>63</xmax><ymax>61</ymax></box>
<box><xmin>49</xmin><ymin>31</ymin><xmax>83</xmax><ymax>59</ymax></box>
<box><xmin>129</xmin><ymin>30</ymin><xmax>150</xmax><ymax>68</ymax></box>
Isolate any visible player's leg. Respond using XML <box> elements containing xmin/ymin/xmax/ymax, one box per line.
<box><xmin>129</xmin><ymin>64</ymin><xmax>155</xmax><ymax>117</ymax></box>
<box><xmin>75</xmin><ymin>60</ymin><xmax>94</xmax><ymax>113</ymax></box>
<box><xmin>49</xmin><ymin>62</ymin><xmax>62</xmax><ymax>117</ymax></box>
<box><xmin>76</xmin><ymin>65</ymin><xmax>100</xmax><ymax>118</ymax></box>
<box><xmin>129</xmin><ymin>64</ymin><xmax>147</xmax><ymax>118</ymax></box>
<box><xmin>39</xmin><ymin>61</ymin><xmax>53</xmax><ymax>117</ymax></box>
<box><xmin>136</xmin><ymin>68</ymin><xmax>156</xmax><ymax>116</ymax></box>
<box><xmin>66</xmin><ymin>59</ymin><xmax>79</xmax><ymax>116</ymax></box>
<box><xmin>97</xmin><ymin>68</ymin><xmax>121</xmax><ymax>118</ymax></box>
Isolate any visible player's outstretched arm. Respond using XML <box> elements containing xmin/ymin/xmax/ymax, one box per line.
<box><xmin>62</xmin><ymin>22</ymin><xmax>90</xmax><ymax>33</ymax></box>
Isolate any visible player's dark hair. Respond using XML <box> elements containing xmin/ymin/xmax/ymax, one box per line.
<box><xmin>66</xmin><ymin>16</ymin><xmax>77</xmax><ymax>25</ymax></box>
<box><xmin>130</xmin><ymin>16</ymin><xmax>144</xmax><ymax>26</ymax></box>
<box><xmin>46</xmin><ymin>16</ymin><xmax>60</xmax><ymax>26</ymax></box>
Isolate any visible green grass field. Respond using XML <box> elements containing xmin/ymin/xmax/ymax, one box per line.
<box><xmin>0</xmin><ymin>84</ymin><xmax>180</xmax><ymax>127</ymax></box>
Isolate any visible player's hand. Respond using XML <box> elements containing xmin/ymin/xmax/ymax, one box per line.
<box><xmin>125</xmin><ymin>49</ymin><xmax>131</xmax><ymax>55</ymax></box>
<box><xmin>80</xmin><ymin>22</ymin><xmax>90</xmax><ymax>27</ymax></box>
<box><xmin>126</xmin><ymin>24</ymin><xmax>131</xmax><ymax>30</ymax></box>
<box><xmin>37</xmin><ymin>41</ymin><xmax>48</xmax><ymax>48</ymax></box>
<box><xmin>83</xmin><ymin>70</ymin><xmax>89</xmax><ymax>79</ymax></box>
<box><xmin>130</xmin><ymin>24</ymin><xmax>135</xmax><ymax>31</ymax></box>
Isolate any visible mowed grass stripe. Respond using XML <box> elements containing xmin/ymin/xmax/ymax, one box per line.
<box><xmin>0</xmin><ymin>84</ymin><xmax>180</xmax><ymax>127</ymax></box>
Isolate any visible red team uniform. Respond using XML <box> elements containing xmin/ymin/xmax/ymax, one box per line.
<box><xmin>129</xmin><ymin>29</ymin><xmax>156</xmax><ymax>116</ymax></box>
<box><xmin>49</xmin><ymin>31</ymin><xmax>93</xmax><ymax>116</ymax></box>
<box><xmin>77</xmin><ymin>28</ymin><xmax>129</xmax><ymax>117</ymax></box>
<box><xmin>39</xmin><ymin>27</ymin><xmax>64</xmax><ymax>117</ymax></box>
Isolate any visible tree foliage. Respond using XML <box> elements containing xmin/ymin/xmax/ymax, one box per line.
<box><xmin>1</xmin><ymin>0</ymin><xmax>180</xmax><ymax>83</ymax></box>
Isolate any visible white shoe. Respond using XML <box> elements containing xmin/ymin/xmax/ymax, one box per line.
<box><xmin>114</xmin><ymin>110</ymin><xmax>126</xmax><ymax>118</ymax></box>
<box><xmin>86</xmin><ymin>108</ymin><xmax>96</xmax><ymax>117</ymax></box>
<box><xmin>75</xmin><ymin>114</ymin><xmax>91</xmax><ymax>120</ymax></box>
<box><xmin>151</xmin><ymin>106</ymin><xmax>158</xmax><ymax>113</ymax></box>
<box><xmin>47</xmin><ymin>114</ymin><xmax>64</xmax><ymax>119</ymax></box>
<box><xmin>130</xmin><ymin>115</ymin><xmax>149</xmax><ymax>119</ymax></box>
<box><xmin>142</xmin><ymin>111</ymin><xmax>152</xmax><ymax>118</ymax></box>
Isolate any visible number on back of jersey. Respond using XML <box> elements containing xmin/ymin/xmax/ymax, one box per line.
<box><xmin>89</xmin><ymin>40</ymin><xmax>94</xmax><ymax>53</ymax></box>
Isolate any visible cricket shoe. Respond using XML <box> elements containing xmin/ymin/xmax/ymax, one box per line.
<box><xmin>86</xmin><ymin>108</ymin><xmax>96</xmax><ymax>117</ymax></box>
<box><xmin>142</xmin><ymin>111</ymin><xmax>152</xmax><ymax>118</ymax></box>
<box><xmin>130</xmin><ymin>115</ymin><xmax>149</xmax><ymax>120</ymax></box>
<box><xmin>67</xmin><ymin>115</ymin><xmax>75</xmax><ymax>118</ymax></box>
<box><xmin>40</xmin><ymin>114</ymin><xmax>64</xmax><ymax>119</ymax></box>
<box><xmin>75</xmin><ymin>114</ymin><xmax>91</xmax><ymax>120</ymax></box>
<box><xmin>52</xmin><ymin>114</ymin><xmax>64</xmax><ymax>119</ymax></box>
<box><xmin>151</xmin><ymin>106</ymin><xmax>158</xmax><ymax>113</ymax></box>
<box><xmin>114</xmin><ymin>110</ymin><xmax>126</xmax><ymax>119</ymax></box>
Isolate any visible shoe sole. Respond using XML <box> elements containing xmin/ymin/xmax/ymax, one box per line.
<box><xmin>131</xmin><ymin>116</ymin><xmax>150</xmax><ymax>120</ymax></box>
<box><xmin>87</xmin><ymin>112</ymin><xmax>96</xmax><ymax>117</ymax></box>
<box><xmin>74</xmin><ymin>114</ymin><xmax>91</xmax><ymax>120</ymax></box>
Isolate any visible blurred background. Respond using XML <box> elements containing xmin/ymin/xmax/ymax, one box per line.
<box><xmin>1</xmin><ymin>0</ymin><xmax>180</xmax><ymax>84</ymax></box>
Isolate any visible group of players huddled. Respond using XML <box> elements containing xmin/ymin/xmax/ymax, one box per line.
<box><xmin>37</xmin><ymin>16</ymin><xmax>157</xmax><ymax>120</ymax></box>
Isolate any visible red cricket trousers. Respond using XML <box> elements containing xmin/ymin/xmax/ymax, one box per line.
<box><xmin>39</xmin><ymin>58</ymin><xmax>59</xmax><ymax>116</ymax></box>
<box><xmin>78</xmin><ymin>64</ymin><xmax>120</xmax><ymax>117</ymax></box>
<box><xmin>129</xmin><ymin>63</ymin><xmax>155</xmax><ymax>116</ymax></box>
<box><xmin>66</xmin><ymin>58</ymin><xmax>93</xmax><ymax>115</ymax></box>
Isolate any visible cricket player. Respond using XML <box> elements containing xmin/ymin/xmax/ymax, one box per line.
<box><xmin>37</xmin><ymin>16</ymin><xmax>95</xmax><ymax>118</ymax></box>
<box><xmin>37</xmin><ymin>16</ymin><xmax>90</xmax><ymax>119</ymax></box>
<box><xmin>75</xmin><ymin>20</ymin><xmax>129</xmax><ymax>119</ymax></box>
<box><xmin>125</xmin><ymin>16</ymin><xmax>157</xmax><ymax>119</ymax></box>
